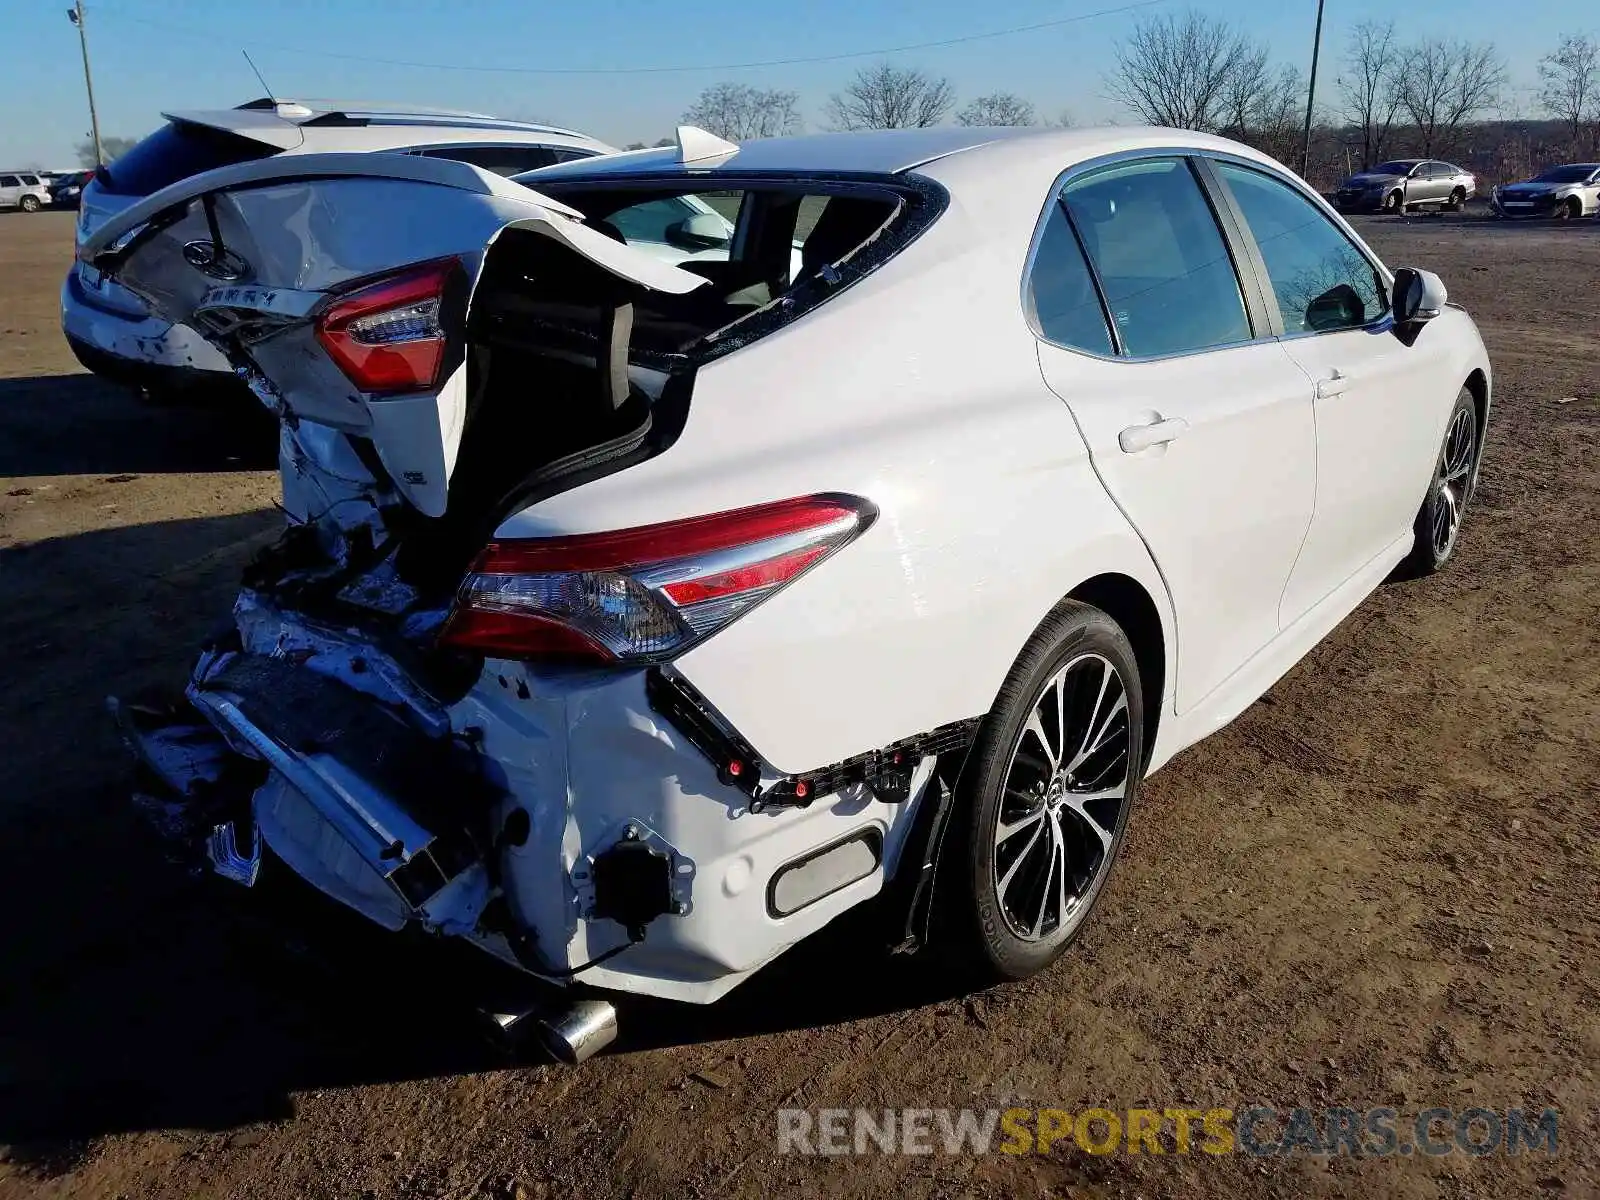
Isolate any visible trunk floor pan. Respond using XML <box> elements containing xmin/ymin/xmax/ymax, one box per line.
<box><xmin>200</xmin><ymin>654</ymin><xmax>499</xmax><ymax>830</ymax></box>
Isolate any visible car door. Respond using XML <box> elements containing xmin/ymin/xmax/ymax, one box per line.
<box><xmin>1031</xmin><ymin>155</ymin><xmax>1317</xmax><ymax>712</ymax></box>
<box><xmin>1206</xmin><ymin>159</ymin><xmax>1448</xmax><ymax>621</ymax></box>
<box><xmin>0</xmin><ymin>175</ymin><xmax>18</xmax><ymax>207</ymax></box>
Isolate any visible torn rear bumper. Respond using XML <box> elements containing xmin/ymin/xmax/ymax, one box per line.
<box><xmin>114</xmin><ymin>613</ymin><xmax>966</xmax><ymax>1004</ymax></box>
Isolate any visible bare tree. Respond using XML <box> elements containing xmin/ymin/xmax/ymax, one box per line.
<box><xmin>1245</xmin><ymin>65</ymin><xmax>1305</xmax><ymax>166</ymax></box>
<box><xmin>1538</xmin><ymin>34</ymin><xmax>1600</xmax><ymax>152</ymax></box>
<box><xmin>825</xmin><ymin>62</ymin><xmax>954</xmax><ymax>130</ymax></box>
<box><xmin>682</xmin><ymin>82</ymin><xmax>802</xmax><ymax>141</ymax></box>
<box><xmin>1393</xmin><ymin>40</ymin><xmax>1507</xmax><ymax>156</ymax></box>
<box><xmin>955</xmin><ymin>92</ymin><xmax>1037</xmax><ymax>126</ymax></box>
<box><xmin>1104</xmin><ymin>11</ymin><xmax>1257</xmax><ymax>131</ymax></box>
<box><xmin>74</xmin><ymin>135</ymin><xmax>137</xmax><ymax>166</ymax></box>
<box><xmin>1338</xmin><ymin>21</ymin><xmax>1404</xmax><ymax>169</ymax></box>
<box><xmin>1217</xmin><ymin>40</ymin><xmax>1273</xmax><ymax>136</ymax></box>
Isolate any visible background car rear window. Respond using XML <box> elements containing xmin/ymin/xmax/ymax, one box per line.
<box><xmin>1061</xmin><ymin>158</ymin><xmax>1251</xmax><ymax>357</ymax></box>
<box><xmin>423</xmin><ymin>146</ymin><xmax>558</xmax><ymax>175</ymax></box>
<box><xmin>96</xmin><ymin>121</ymin><xmax>278</xmax><ymax>196</ymax></box>
<box><xmin>1214</xmin><ymin>162</ymin><xmax>1387</xmax><ymax>335</ymax></box>
<box><xmin>1028</xmin><ymin>201</ymin><xmax>1114</xmax><ymax>356</ymax></box>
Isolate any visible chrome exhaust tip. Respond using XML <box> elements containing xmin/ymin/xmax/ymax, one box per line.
<box><xmin>483</xmin><ymin>998</ymin><xmax>618</xmax><ymax>1065</ymax></box>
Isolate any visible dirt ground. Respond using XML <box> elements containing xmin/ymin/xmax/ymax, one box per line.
<box><xmin>0</xmin><ymin>208</ymin><xmax>1595</xmax><ymax>1200</ymax></box>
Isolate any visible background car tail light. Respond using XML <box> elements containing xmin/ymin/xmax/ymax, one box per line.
<box><xmin>441</xmin><ymin>495</ymin><xmax>874</xmax><ymax>663</ymax></box>
<box><xmin>315</xmin><ymin>258</ymin><xmax>458</xmax><ymax>393</ymax></box>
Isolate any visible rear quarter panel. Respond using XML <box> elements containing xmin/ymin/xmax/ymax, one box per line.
<box><xmin>495</xmin><ymin>197</ymin><xmax>1175</xmax><ymax>774</ymax></box>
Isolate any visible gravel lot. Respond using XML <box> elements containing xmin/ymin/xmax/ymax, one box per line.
<box><xmin>0</xmin><ymin>208</ymin><xmax>1596</xmax><ymax>1200</ymax></box>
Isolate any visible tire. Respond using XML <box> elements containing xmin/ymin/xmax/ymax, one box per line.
<box><xmin>1557</xmin><ymin>197</ymin><xmax>1581</xmax><ymax>220</ymax></box>
<box><xmin>1447</xmin><ymin>188</ymin><xmax>1466</xmax><ymax>212</ymax></box>
<box><xmin>936</xmin><ymin>600</ymin><xmax>1143</xmax><ymax>984</ymax></box>
<box><xmin>1383</xmin><ymin>190</ymin><xmax>1404</xmax><ymax>214</ymax></box>
<box><xmin>19</xmin><ymin>195</ymin><xmax>40</xmax><ymax>213</ymax></box>
<box><xmin>1400</xmin><ymin>387</ymin><xmax>1480</xmax><ymax>577</ymax></box>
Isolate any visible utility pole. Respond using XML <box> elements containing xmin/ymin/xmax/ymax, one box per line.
<box><xmin>1299</xmin><ymin>0</ymin><xmax>1326</xmax><ymax>180</ymax></box>
<box><xmin>68</xmin><ymin>0</ymin><xmax>104</xmax><ymax>167</ymax></box>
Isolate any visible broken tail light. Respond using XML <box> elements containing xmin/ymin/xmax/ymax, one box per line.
<box><xmin>441</xmin><ymin>495</ymin><xmax>875</xmax><ymax>664</ymax></box>
<box><xmin>315</xmin><ymin>258</ymin><xmax>460</xmax><ymax>393</ymax></box>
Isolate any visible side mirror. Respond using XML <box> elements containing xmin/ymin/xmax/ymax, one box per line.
<box><xmin>1391</xmin><ymin>267</ymin><xmax>1446</xmax><ymax>326</ymax></box>
<box><xmin>664</xmin><ymin>212</ymin><xmax>732</xmax><ymax>251</ymax></box>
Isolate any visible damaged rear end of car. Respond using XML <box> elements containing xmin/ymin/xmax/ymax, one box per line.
<box><xmin>91</xmin><ymin>148</ymin><xmax>963</xmax><ymax>1047</ymax></box>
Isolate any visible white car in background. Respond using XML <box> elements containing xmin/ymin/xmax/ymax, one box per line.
<box><xmin>0</xmin><ymin>171</ymin><xmax>51</xmax><ymax>212</ymax></box>
<box><xmin>89</xmin><ymin>125</ymin><xmax>1490</xmax><ymax>1063</ymax></box>
<box><xmin>62</xmin><ymin>99</ymin><xmax>615</xmax><ymax>400</ymax></box>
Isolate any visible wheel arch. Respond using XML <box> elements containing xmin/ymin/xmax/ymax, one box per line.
<box><xmin>1067</xmin><ymin>573</ymin><xmax>1166</xmax><ymax>772</ymax></box>
<box><xmin>1463</xmin><ymin>367</ymin><xmax>1489</xmax><ymax>448</ymax></box>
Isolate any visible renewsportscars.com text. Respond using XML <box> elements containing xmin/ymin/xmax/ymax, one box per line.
<box><xmin>777</xmin><ymin>1106</ymin><xmax>1559</xmax><ymax>1158</ymax></box>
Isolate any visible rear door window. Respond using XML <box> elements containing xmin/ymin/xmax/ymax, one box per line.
<box><xmin>1026</xmin><ymin>201</ymin><xmax>1114</xmax><ymax>356</ymax></box>
<box><xmin>96</xmin><ymin>121</ymin><xmax>279</xmax><ymax>196</ymax></box>
<box><xmin>1060</xmin><ymin>158</ymin><xmax>1252</xmax><ymax>357</ymax></box>
<box><xmin>1213</xmin><ymin>161</ymin><xmax>1387</xmax><ymax>334</ymax></box>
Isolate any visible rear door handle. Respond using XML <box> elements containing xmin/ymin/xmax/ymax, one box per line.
<box><xmin>1118</xmin><ymin>416</ymin><xmax>1189</xmax><ymax>454</ymax></box>
<box><xmin>1315</xmin><ymin>369</ymin><xmax>1347</xmax><ymax>399</ymax></box>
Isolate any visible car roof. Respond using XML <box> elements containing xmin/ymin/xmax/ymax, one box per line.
<box><xmin>523</xmin><ymin>127</ymin><xmax>1046</xmax><ymax>182</ymax></box>
<box><xmin>160</xmin><ymin>100</ymin><xmax>613</xmax><ymax>155</ymax></box>
<box><xmin>521</xmin><ymin>125</ymin><xmax>1298</xmax><ymax>193</ymax></box>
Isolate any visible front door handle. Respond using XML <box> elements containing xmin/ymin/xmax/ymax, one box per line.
<box><xmin>1315</xmin><ymin>369</ymin><xmax>1347</xmax><ymax>399</ymax></box>
<box><xmin>1118</xmin><ymin>416</ymin><xmax>1189</xmax><ymax>454</ymax></box>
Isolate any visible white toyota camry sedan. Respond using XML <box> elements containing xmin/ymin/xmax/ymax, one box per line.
<box><xmin>88</xmin><ymin>124</ymin><xmax>1490</xmax><ymax>1061</ymax></box>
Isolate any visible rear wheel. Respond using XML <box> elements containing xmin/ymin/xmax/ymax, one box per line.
<box><xmin>1447</xmin><ymin>188</ymin><xmax>1466</xmax><ymax>211</ymax></box>
<box><xmin>1400</xmin><ymin>388</ymin><xmax>1480</xmax><ymax>577</ymax></box>
<box><xmin>1383</xmin><ymin>190</ymin><xmax>1404</xmax><ymax>214</ymax></box>
<box><xmin>938</xmin><ymin>601</ymin><xmax>1142</xmax><ymax>983</ymax></box>
<box><xmin>19</xmin><ymin>195</ymin><xmax>40</xmax><ymax>213</ymax></box>
<box><xmin>1557</xmin><ymin>196</ymin><xmax>1582</xmax><ymax>220</ymax></box>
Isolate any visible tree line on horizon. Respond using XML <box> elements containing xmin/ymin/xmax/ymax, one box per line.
<box><xmin>636</xmin><ymin>14</ymin><xmax>1600</xmax><ymax>188</ymax></box>
<box><xmin>58</xmin><ymin>12</ymin><xmax>1600</xmax><ymax>190</ymax></box>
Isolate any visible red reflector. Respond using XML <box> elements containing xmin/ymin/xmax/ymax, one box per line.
<box><xmin>726</xmin><ymin>760</ymin><xmax>744</xmax><ymax>778</ymax></box>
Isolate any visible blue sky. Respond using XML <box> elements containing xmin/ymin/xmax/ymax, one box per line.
<box><xmin>0</xmin><ymin>0</ymin><xmax>1582</xmax><ymax>167</ymax></box>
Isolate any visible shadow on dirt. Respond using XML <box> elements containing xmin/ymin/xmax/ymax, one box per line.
<box><xmin>0</xmin><ymin>373</ymin><xmax>275</xmax><ymax>477</ymax></box>
<box><xmin>0</xmin><ymin>509</ymin><xmax>965</xmax><ymax>1149</ymax></box>
<box><xmin>0</xmin><ymin>815</ymin><xmax>957</xmax><ymax>1146</ymax></box>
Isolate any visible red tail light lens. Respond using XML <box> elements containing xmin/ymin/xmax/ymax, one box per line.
<box><xmin>441</xmin><ymin>495</ymin><xmax>874</xmax><ymax>663</ymax></box>
<box><xmin>315</xmin><ymin>259</ymin><xmax>457</xmax><ymax>393</ymax></box>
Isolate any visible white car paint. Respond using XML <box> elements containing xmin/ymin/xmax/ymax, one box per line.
<box><xmin>94</xmin><ymin>126</ymin><xmax>1491</xmax><ymax>1006</ymax></box>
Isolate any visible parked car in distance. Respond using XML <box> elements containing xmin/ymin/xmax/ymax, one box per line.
<box><xmin>62</xmin><ymin>98</ymin><xmax>616</xmax><ymax>402</ymax></box>
<box><xmin>1333</xmin><ymin>159</ymin><xmax>1475</xmax><ymax>214</ymax></box>
<box><xmin>0</xmin><ymin>171</ymin><xmax>51</xmax><ymax>212</ymax></box>
<box><xmin>90</xmin><ymin>126</ymin><xmax>1490</xmax><ymax>1057</ymax></box>
<box><xmin>1491</xmin><ymin>164</ymin><xmax>1600</xmax><ymax>219</ymax></box>
<box><xmin>48</xmin><ymin>169</ymin><xmax>93</xmax><ymax>209</ymax></box>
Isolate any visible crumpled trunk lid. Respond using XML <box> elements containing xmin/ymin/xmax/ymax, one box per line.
<box><xmin>81</xmin><ymin>153</ymin><xmax>705</xmax><ymax>518</ymax></box>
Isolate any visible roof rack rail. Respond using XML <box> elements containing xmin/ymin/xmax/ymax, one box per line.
<box><xmin>232</xmin><ymin>96</ymin><xmax>586</xmax><ymax>137</ymax></box>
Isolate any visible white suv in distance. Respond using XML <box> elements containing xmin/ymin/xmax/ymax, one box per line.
<box><xmin>62</xmin><ymin>99</ymin><xmax>615</xmax><ymax>400</ymax></box>
<box><xmin>0</xmin><ymin>171</ymin><xmax>51</xmax><ymax>212</ymax></box>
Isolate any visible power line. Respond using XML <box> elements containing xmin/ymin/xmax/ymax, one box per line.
<box><xmin>94</xmin><ymin>0</ymin><xmax>1166</xmax><ymax>76</ymax></box>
